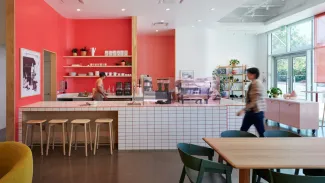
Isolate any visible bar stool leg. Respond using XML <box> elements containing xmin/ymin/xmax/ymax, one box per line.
<box><xmin>84</xmin><ymin>124</ymin><xmax>88</xmax><ymax>156</ymax></box>
<box><xmin>74</xmin><ymin>127</ymin><xmax>78</xmax><ymax>150</ymax></box>
<box><xmin>40</xmin><ymin>123</ymin><xmax>44</xmax><ymax>156</ymax></box>
<box><xmin>89</xmin><ymin>123</ymin><xmax>93</xmax><ymax>151</ymax></box>
<box><xmin>25</xmin><ymin>124</ymin><xmax>29</xmax><ymax>145</ymax></box>
<box><xmin>112</xmin><ymin>126</ymin><xmax>115</xmax><ymax>150</ymax></box>
<box><xmin>52</xmin><ymin>125</ymin><xmax>55</xmax><ymax>150</ymax></box>
<box><xmin>94</xmin><ymin>124</ymin><xmax>98</xmax><ymax>155</ymax></box>
<box><xmin>62</xmin><ymin>123</ymin><xmax>66</xmax><ymax>155</ymax></box>
<box><xmin>66</xmin><ymin>123</ymin><xmax>69</xmax><ymax>145</ymax></box>
<box><xmin>109</xmin><ymin>122</ymin><xmax>113</xmax><ymax>155</ymax></box>
<box><xmin>97</xmin><ymin>125</ymin><xmax>100</xmax><ymax>149</ymax></box>
<box><xmin>31</xmin><ymin>125</ymin><xmax>34</xmax><ymax>149</ymax></box>
<box><xmin>69</xmin><ymin>124</ymin><xmax>74</xmax><ymax>156</ymax></box>
<box><xmin>322</xmin><ymin>102</ymin><xmax>325</xmax><ymax>127</ymax></box>
<box><xmin>46</xmin><ymin>124</ymin><xmax>52</xmax><ymax>156</ymax></box>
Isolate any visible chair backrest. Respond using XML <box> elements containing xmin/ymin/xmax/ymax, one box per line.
<box><xmin>221</xmin><ymin>130</ymin><xmax>257</xmax><ymax>138</ymax></box>
<box><xmin>270</xmin><ymin>170</ymin><xmax>325</xmax><ymax>183</ymax></box>
<box><xmin>0</xmin><ymin>142</ymin><xmax>33</xmax><ymax>183</ymax></box>
<box><xmin>264</xmin><ymin>130</ymin><xmax>301</xmax><ymax>138</ymax></box>
<box><xmin>177</xmin><ymin>143</ymin><xmax>232</xmax><ymax>173</ymax></box>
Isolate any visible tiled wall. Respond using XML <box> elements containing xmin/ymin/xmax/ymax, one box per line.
<box><xmin>19</xmin><ymin>105</ymin><xmax>255</xmax><ymax>150</ymax></box>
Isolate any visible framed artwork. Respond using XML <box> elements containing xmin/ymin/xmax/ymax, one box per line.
<box><xmin>21</xmin><ymin>48</ymin><xmax>41</xmax><ymax>98</ymax></box>
<box><xmin>180</xmin><ymin>70</ymin><xmax>194</xmax><ymax>80</ymax></box>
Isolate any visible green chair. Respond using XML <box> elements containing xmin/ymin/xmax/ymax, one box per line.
<box><xmin>253</xmin><ymin>130</ymin><xmax>301</xmax><ymax>183</ymax></box>
<box><xmin>177</xmin><ymin>143</ymin><xmax>233</xmax><ymax>183</ymax></box>
<box><xmin>303</xmin><ymin>169</ymin><xmax>325</xmax><ymax>176</ymax></box>
<box><xmin>270</xmin><ymin>170</ymin><xmax>325</xmax><ymax>183</ymax></box>
<box><xmin>264</xmin><ymin>130</ymin><xmax>301</xmax><ymax>138</ymax></box>
<box><xmin>220</xmin><ymin>130</ymin><xmax>257</xmax><ymax>138</ymax></box>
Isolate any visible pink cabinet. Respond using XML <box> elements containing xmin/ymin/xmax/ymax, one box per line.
<box><xmin>265</xmin><ymin>98</ymin><xmax>319</xmax><ymax>132</ymax></box>
<box><xmin>265</xmin><ymin>100</ymin><xmax>280</xmax><ymax>122</ymax></box>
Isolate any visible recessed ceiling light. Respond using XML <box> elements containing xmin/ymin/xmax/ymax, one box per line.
<box><xmin>210</xmin><ymin>8</ymin><xmax>215</xmax><ymax>11</ymax></box>
<box><xmin>121</xmin><ymin>8</ymin><xmax>126</xmax><ymax>11</ymax></box>
<box><xmin>77</xmin><ymin>9</ymin><xmax>81</xmax><ymax>12</ymax></box>
<box><xmin>191</xmin><ymin>25</ymin><xmax>195</xmax><ymax>28</ymax></box>
<box><xmin>161</xmin><ymin>20</ymin><xmax>165</xmax><ymax>22</ymax></box>
<box><xmin>156</xmin><ymin>30</ymin><xmax>159</xmax><ymax>32</ymax></box>
<box><xmin>197</xmin><ymin>20</ymin><xmax>202</xmax><ymax>22</ymax></box>
<box><xmin>166</xmin><ymin>8</ymin><xmax>170</xmax><ymax>11</ymax></box>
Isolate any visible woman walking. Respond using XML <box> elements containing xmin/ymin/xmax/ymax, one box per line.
<box><xmin>237</xmin><ymin>67</ymin><xmax>266</xmax><ymax>137</ymax></box>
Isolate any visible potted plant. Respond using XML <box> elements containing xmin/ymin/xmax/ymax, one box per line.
<box><xmin>229</xmin><ymin>59</ymin><xmax>240</xmax><ymax>67</ymax></box>
<box><xmin>80</xmin><ymin>47</ymin><xmax>87</xmax><ymax>56</ymax></box>
<box><xmin>121</xmin><ymin>60</ymin><xmax>126</xmax><ymax>66</ymax></box>
<box><xmin>72</xmin><ymin>48</ymin><xmax>78</xmax><ymax>56</ymax></box>
<box><xmin>267</xmin><ymin>87</ymin><xmax>283</xmax><ymax>98</ymax></box>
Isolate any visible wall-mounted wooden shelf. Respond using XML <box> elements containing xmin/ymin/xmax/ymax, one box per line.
<box><xmin>63</xmin><ymin>55</ymin><xmax>132</xmax><ymax>58</ymax></box>
<box><xmin>63</xmin><ymin>66</ymin><xmax>132</xmax><ymax>68</ymax></box>
<box><xmin>64</xmin><ymin>76</ymin><xmax>132</xmax><ymax>78</ymax></box>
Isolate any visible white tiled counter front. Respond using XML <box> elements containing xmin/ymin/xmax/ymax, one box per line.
<box><xmin>19</xmin><ymin>100</ymin><xmax>250</xmax><ymax>150</ymax></box>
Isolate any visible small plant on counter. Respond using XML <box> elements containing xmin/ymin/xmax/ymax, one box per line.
<box><xmin>229</xmin><ymin>59</ymin><xmax>240</xmax><ymax>67</ymax></box>
<box><xmin>267</xmin><ymin>87</ymin><xmax>282</xmax><ymax>98</ymax></box>
<box><xmin>80</xmin><ymin>47</ymin><xmax>88</xmax><ymax>56</ymax></box>
<box><xmin>125</xmin><ymin>61</ymin><xmax>132</xmax><ymax>66</ymax></box>
<box><xmin>72</xmin><ymin>48</ymin><xmax>78</xmax><ymax>56</ymax></box>
<box><xmin>121</xmin><ymin>60</ymin><xmax>126</xmax><ymax>66</ymax></box>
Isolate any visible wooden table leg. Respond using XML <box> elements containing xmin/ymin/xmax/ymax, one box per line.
<box><xmin>239</xmin><ymin>169</ymin><xmax>250</xmax><ymax>183</ymax></box>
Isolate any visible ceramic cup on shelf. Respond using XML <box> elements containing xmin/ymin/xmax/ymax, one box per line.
<box><xmin>108</xmin><ymin>51</ymin><xmax>113</xmax><ymax>56</ymax></box>
<box><xmin>95</xmin><ymin>71</ymin><xmax>100</xmax><ymax>76</ymax></box>
<box><xmin>112</xmin><ymin>50</ymin><xmax>117</xmax><ymax>56</ymax></box>
<box><xmin>124</xmin><ymin>50</ymin><xmax>128</xmax><ymax>56</ymax></box>
<box><xmin>108</xmin><ymin>72</ymin><xmax>112</xmax><ymax>76</ymax></box>
<box><xmin>105</xmin><ymin>72</ymin><xmax>108</xmax><ymax>76</ymax></box>
<box><xmin>113</xmin><ymin>72</ymin><xmax>117</xmax><ymax>76</ymax></box>
<box><xmin>104</xmin><ymin>51</ymin><xmax>109</xmax><ymax>56</ymax></box>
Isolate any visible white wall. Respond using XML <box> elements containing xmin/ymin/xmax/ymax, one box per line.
<box><xmin>175</xmin><ymin>27</ymin><xmax>258</xmax><ymax>78</ymax></box>
<box><xmin>0</xmin><ymin>0</ymin><xmax>5</xmax><ymax>45</ymax></box>
<box><xmin>256</xmin><ymin>33</ymin><xmax>268</xmax><ymax>89</ymax></box>
<box><xmin>0</xmin><ymin>46</ymin><xmax>6</xmax><ymax>129</ymax></box>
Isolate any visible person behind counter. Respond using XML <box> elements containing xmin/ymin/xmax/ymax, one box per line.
<box><xmin>237</xmin><ymin>67</ymin><xmax>266</xmax><ymax>137</ymax></box>
<box><xmin>93</xmin><ymin>72</ymin><xmax>107</xmax><ymax>101</ymax></box>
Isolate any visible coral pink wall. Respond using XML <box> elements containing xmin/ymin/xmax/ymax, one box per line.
<box><xmin>315</xmin><ymin>13</ymin><xmax>325</xmax><ymax>83</ymax></box>
<box><xmin>137</xmin><ymin>33</ymin><xmax>175</xmax><ymax>90</ymax></box>
<box><xmin>15</xmin><ymin>0</ymin><xmax>69</xmax><ymax>140</ymax></box>
<box><xmin>65</xmin><ymin>19</ymin><xmax>132</xmax><ymax>93</ymax></box>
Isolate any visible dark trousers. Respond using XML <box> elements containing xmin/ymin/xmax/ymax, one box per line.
<box><xmin>240</xmin><ymin>111</ymin><xmax>265</xmax><ymax>137</ymax></box>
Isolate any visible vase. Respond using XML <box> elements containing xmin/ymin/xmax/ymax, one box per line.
<box><xmin>72</xmin><ymin>52</ymin><xmax>77</xmax><ymax>56</ymax></box>
<box><xmin>121</xmin><ymin>62</ymin><xmax>125</xmax><ymax>66</ymax></box>
<box><xmin>231</xmin><ymin>63</ymin><xmax>236</xmax><ymax>67</ymax></box>
<box><xmin>273</xmin><ymin>94</ymin><xmax>278</xmax><ymax>98</ymax></box>
<box><xmin>81</xmin><ymin>51</ymin><xmax>87</xmax><ymax>56</ymax></box>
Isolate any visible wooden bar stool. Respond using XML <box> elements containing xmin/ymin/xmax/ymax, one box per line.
<box><xmin>46</xmin><ymin>119</ymin><xmax>68</xmax><ymax>156</ymax></box>
<box><xmin>93</xmin><ymin>118</ymin><xmax>114</xmax><ymax>155</ymax></box>
<box><xmin>24</xmin><ymin>120</ymin><xmax>47</xmax><ymax>156</ymax></box>
<box><xmin>68</xmin><ymin>119</ymin><xmax>92</xmax><ymax>156</ymax></box>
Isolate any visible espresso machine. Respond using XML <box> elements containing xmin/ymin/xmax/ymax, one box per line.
<box><xmin>124</xmin><ymin>82</ymin><xmax>132</xmax><ymax>95</ymax></box>
<box><xmin>116</xmin><ymin>82</ymin><xmax>123</xmax><ymax>96</ymax></box>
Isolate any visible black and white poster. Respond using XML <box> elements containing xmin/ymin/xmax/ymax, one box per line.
<box><xmin>21</xmin><ymin>48</ymin><xmax>40</xmax><ymax>97</ymax></box>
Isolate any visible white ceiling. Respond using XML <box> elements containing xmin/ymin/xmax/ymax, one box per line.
<box><xmin>45</xmin><ymin>0</ymin><xmax>325</xmax><ymax>34</ymax></box>
<box><xmin>44</xmin><ymin>0</ymin><xmax>247</xmax><ymax>33</ymax></box>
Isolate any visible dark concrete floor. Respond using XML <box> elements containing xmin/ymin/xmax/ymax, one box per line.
<box><xmin>32</xmin><ymin>122</ymin><xmax>322</xmax><ymax>183</ymax></box>
<box><xmin>0</xmin><ymin>128</ymin><xmax>5</xmax><ymax>142</ymax></box>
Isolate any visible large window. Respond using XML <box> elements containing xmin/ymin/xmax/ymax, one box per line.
<box><xmin>290</xmin><ymin>20</ymin><xmax>312</xmax><ymax>51</ymax></box>
<box><xmin>271</xmin><ymin>19</ymin><xmax>313</xmax><ymax>54</ymax></box>
<box><xmin>271</xmin><ymin>27</ymin><xmax>287</xmax><ymax>54</ymax></box>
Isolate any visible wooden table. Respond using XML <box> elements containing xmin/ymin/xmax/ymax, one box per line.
<box><xmin>203</xmin><ymin>138</ymin><xmax>325</xmax><ymax>183</ymax></box>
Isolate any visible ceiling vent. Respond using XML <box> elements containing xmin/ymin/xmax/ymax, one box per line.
<box><xmin>158</xmin><ymin>0</ymin><xmax>184</xmax><ymax>4</ymax></box>
<box><xmin>152</xmin><ymin>22</ymin><xmax>169</xmax><ymax>28</ymax></box>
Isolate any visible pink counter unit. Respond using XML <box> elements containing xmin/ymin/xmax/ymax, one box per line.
<box><xmin>265</xmin><ymin>98</ymin><xmax>319</xmax><ymax>134</ymax></box>
<box><xmin>19</xmin><ymin>100</ymin><xmax>254</xmax><ymax>150</ymax></box>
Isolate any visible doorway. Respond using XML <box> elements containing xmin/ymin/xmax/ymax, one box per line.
<box><xmin>274</xmin><ymin>54</ymin><xmax>308</xmax><ymax>100</ymax></box>
<box><xmin>43</xmin><ymin>50</ymin><xmax>57</xmax><ymax>101</ymax></box>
